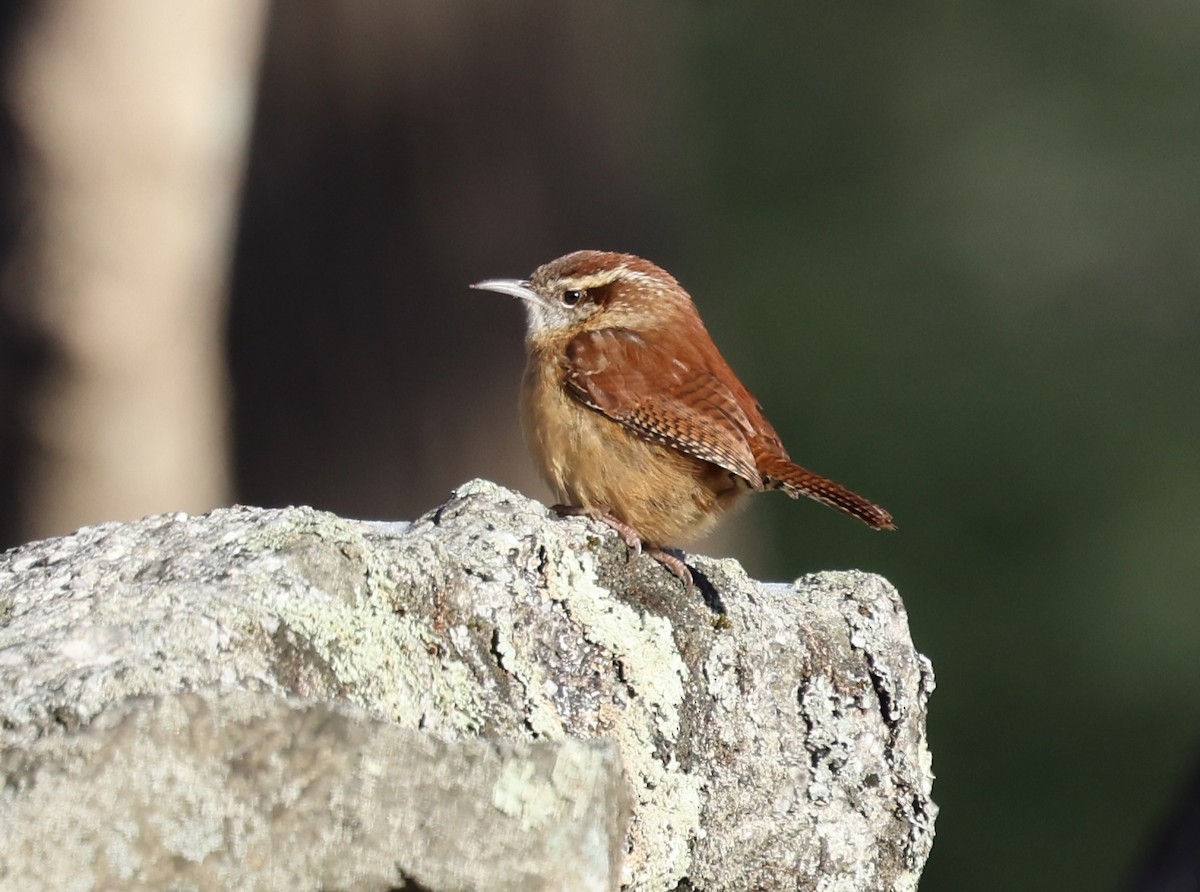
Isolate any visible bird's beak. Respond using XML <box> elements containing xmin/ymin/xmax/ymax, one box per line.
<box><xmin>470</xmin><ymin>278</ymin><xmax>543</xmax><ymax>304</ymax></box>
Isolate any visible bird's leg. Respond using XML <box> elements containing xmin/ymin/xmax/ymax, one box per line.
<box><xmin>551</xmin><ymin>504</ymin><xmax>693</xmax><ymax>589</ymax></box>
<box><xmin>551</xmin><ymin>504</ymin><xmax>642</xmax><ymax>559</ymax></box>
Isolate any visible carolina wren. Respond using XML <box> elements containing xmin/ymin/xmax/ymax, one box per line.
<box><xmin>472</xmin><ymin>250</ymin><xmax>894</xmax><ymax>585</ymax></box>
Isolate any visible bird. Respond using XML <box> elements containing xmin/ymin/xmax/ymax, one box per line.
<box><xmin>472</xmin><ymin>250</ymin><xmax>894</xmax><ymax>586</ymax></box>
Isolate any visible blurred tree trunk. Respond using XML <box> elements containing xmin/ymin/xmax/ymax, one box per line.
<box><xmin>5</xmin><ymin>0</ymin><xmax>266</xmax><ymax>540</ymax></box>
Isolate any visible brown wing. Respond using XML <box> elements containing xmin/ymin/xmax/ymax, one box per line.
<box><xmin>563</xmin><ymin>327</ymin><xmax>765</xmax><ymax>486</ymax></box>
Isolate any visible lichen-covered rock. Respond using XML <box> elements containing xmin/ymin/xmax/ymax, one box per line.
<box><xmin>0</xmin><ymin>691</ymin><xmax>627</xmax><ymax>891</ymax></box>
<box><xmin>0</xmin><ymin>478</ymin><xmax>936</xmax><ymax>890</ymax></box>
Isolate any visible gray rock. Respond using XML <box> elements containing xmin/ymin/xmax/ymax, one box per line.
<box><xmin>0</xmin><ymin>691</ymin><xmax>628</xmax><ymax>891</ymax></box>
<box><xmin>0</xmin><ymin>478</ymin><xmax>937</xmax><ymax>890</ymax></box>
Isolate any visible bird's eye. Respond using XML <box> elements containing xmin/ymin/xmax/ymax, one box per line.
<box><xmin>561</xmin><ymin>289</ymin><xmax>584</xmax><ymax>307</ymax></box>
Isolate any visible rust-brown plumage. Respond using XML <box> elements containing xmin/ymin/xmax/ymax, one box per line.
<box><xmin>472</xmin><ymin>250</ymin><xmax>893</xmax><ymax>583</ymax></box>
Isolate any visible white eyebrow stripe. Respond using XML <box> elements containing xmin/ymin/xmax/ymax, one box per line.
<box><xmin>556</xmin><ymin>266</ymin><xmax>661</xmax><ymax>292</ymax></box>
<box><xmin>558</xmin><ymin>271</ymin><xmax>623</xmax><ymax>290</ymax></box>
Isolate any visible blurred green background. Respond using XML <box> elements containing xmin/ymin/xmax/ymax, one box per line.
<box><xmin>3</xmin><ymin>2</ymin><xmax>1197</xmax><ymax>889</ymax></box>
<box><xmin>683</xmin><ymin>6</ymin><xmax>1200</xmax><ymax>890</ymax></box>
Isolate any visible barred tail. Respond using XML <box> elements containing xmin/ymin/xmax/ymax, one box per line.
<box><xmin>759</xmin><ymin>456</ymin><xmax>896</xmax><ymax>531</ymax></box>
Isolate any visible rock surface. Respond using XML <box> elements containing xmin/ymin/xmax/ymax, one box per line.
<box><xmin>0</xmin><ymin>478</ymin><xmax>937</xmax><ymax>890</ymax></box>
<box><xmin>0</xmin><ymin>691</ymin><xmax>627</xmax><ymax>891</ymax></box>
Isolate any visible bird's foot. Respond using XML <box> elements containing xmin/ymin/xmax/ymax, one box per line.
<box><xmin>644</xmin><ymin>546</ymin><xmax>694</xmax><ymax>590</ymax></box>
